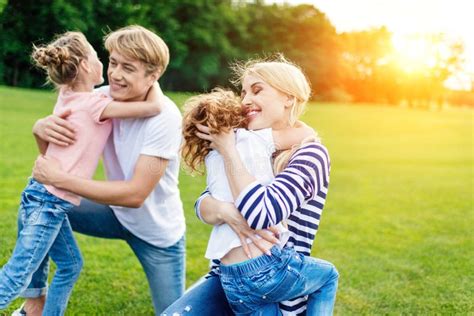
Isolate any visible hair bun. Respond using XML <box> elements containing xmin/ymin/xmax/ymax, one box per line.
<box><xmin>33</xmin><ymin>45</ymin><xmax>69</xmax><ymax>68</ymax></box>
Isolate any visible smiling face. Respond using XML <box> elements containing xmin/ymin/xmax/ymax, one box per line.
<box><xmin>107</xmin><ymin>51</ymin><xmax>157</xmax><ymax>101</ymax></box>
<box><xmin>241</xmin><ymin>73</ymin><xmax>291</xmax><ymax>131</ymax></box>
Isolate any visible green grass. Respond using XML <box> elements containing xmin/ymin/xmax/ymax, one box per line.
<box><xmin>0</xmin><ymin>86</ymin><xmax>473</xmax><ymax>315</ymax></box>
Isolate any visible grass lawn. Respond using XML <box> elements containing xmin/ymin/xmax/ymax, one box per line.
<box><xmin>0</xmin><ymin>85</ymin><xmax>472</xmax><ymax>315</ymax></box>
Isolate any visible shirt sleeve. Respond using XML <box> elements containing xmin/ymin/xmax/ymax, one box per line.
<box><xmin>194</xmin><ymin>188</ymin><xmax>211</xmax><ymax>223</ymax></box>
<box><xmin>87</xmin><ymin>93</ymin><xmax>113</xmax><ymax>124</ymax></box>
<box><xmin>141</xmin><ymin>99</ymin><xmax>182</xmax><ymax>159</ymax></box>
<box><xmin>234</xmin><ymin>142</ymin><xmax>330</xmax><ymax>229</ymax></box>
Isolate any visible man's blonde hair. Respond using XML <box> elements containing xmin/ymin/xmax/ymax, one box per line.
<box><xmin>104</xmin><ymin>25</ymin><xmax>169</xmax><ymax>76</ymax></box>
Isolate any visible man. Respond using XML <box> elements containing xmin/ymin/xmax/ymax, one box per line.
<box><xmin>17</xmin><ymin>25</ymin><xmax>185</xmax><ymax>315</ymax></box>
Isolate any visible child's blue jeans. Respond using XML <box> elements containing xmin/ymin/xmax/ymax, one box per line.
<box><xmin>219</xmin><ymin>246</ymin><xmax>339</xmax><ymax>316</ymax></box>
<box><xmin>0</xmin><ymin>178</ymin><xmax>80</xmax><ymax>316</ymax></box>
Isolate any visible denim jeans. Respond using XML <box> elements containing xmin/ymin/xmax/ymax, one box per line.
<box><xmin>0</xmin><ymin>178</ymin><xmax>79</xmax><ymax>316</ymax></box>
<box><xmin>219</xmin><ymin>246</ymin><xmax>339</xmax><ymax>316</ymax></box>
<box><xmin>22</xmin><ymin>198</ymin><xmax>185</xmax><ymax>315</ymax></box>
<box><xmin>161</xmin><ymin>274</ymin><xmax>234</xmax><ymax>316</ymax></box>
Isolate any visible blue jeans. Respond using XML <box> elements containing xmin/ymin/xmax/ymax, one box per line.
<box><xmin>161</xmin><ymin>274</ymin><xmax>234</xmax><ymax>316</ymax></box>
<box><xmin>0</xmin><ymin>179</ymin><xmax>79</xmax><ymax>316</ymax></box>
<box><xmin>22</xmin><ymin>198</ymin><xmax>186</xmax><ymax>315</ymax></box>
<box><xmin>219</xmin><ymin>246</ymin><xmax>339</xmax><ymax>316</ymax></box>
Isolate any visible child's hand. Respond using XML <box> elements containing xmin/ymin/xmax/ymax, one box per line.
<box><xmin>195</xmin><ymin>123</ymin><xmax>235</xmax><ymax>154</ymax></box>
<box><xmin>32</xmin><ymin>155</ymin><xmax>65</xmax><ymax>185</ymax></box>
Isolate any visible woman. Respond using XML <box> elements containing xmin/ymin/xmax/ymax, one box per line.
<box><xmin>162</xmin><ymin>56</ymin><xmax>338</xmax><ymax>316</ymax></box>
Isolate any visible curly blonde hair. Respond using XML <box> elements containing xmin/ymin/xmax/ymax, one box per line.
<box><xmin>182</xmin><ymin>88</ymin><xmax>247</xmax><ymax>175</ymax></box>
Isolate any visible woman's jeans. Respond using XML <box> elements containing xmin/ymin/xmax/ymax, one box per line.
<box><xmin>17</xmin><ymin>198</ymin><xmax>185</xmax><ymax>315</ymax></box>
<box><xmin>161</xmin><ymin>274</ymin><xmax>234</xmax><ymax>316</ymax></box>
<box><xmin>0</xmin><ymin>179</ymin><xmax>79</xmax><ymax>316</ymax></box>
<box><xmin>219</xmin><ymin>246</ymin><xmax>339</xmax><ymax>316</ymax></box>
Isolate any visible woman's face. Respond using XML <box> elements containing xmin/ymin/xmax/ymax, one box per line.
<box><xmin>241</xmin><ymin>74</ymin><xmax>291</xmax><ymax>131</ymax></box>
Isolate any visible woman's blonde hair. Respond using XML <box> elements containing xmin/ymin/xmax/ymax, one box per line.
<box><xmin>181</xmin><ymin>88</ymin><xmax>247</xmax><ymax>175</ymax></box>
<box><xmin>232</xmin><ymin>55</ymin><xmax>319</xmax><ymax>174</ymax></box>
<box><xmin>31</xmin><ymin>31</ymin><xmax>90</xmax><ymax>86</ymax></box>
<box><xmin>104</xmin><ymin>25</ymin><xmax>169</xmax><ymax>76</ymax></box>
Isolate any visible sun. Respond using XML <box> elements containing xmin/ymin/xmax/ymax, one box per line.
<box><xmin>391</xmin><ymin>34</ymin><xmax>438</xmax><ymax>74</ymax></box>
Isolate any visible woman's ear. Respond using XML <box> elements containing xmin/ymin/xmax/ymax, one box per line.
<box><xmin>285</xmin><ymin>95</ymin><xmax>296</xmax><ymax>108</ymax></box>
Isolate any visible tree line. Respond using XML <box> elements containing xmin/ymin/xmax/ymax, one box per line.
<box><xmin>1</xmin><ymin>0</ymin><xmax>472</xmax><ymax>106</ymax></box>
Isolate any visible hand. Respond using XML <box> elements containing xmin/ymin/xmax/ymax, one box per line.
<box><xmin>195</xmin><ymin>124</ymin><xmax>236</xmax><ymax>154</ymax></box>
<box><xmin>33</xmin><ymin>110</ymin><xmax>76</xmax><ymax>146</ymax></box>
<box><xmin>32</xmin><ymin>155</ymin><xmax>65</xmax><ymax>185</ymax></box>
<box><xmin>219</xmin><ymin>203</ymin><xmax>278</xmax><ymax>258</ymax></box>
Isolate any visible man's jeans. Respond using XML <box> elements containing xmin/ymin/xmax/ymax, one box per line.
<box><xmin>219</xmin><ymin>246</ymin><xmax>339</xmax><ymax>316</ymax></box>
<box><xmin>0</xmin><ymin>179</ymin><xmax>79</xmax><ymax>316</ymax></box>
<box><xmin>21</xmin><ymin>198</ymin><xmax>186</xmax><ymax>315</ymax></box>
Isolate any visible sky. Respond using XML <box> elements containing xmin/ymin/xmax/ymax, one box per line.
<box><xmin>269</xmin><ymin>0</ymin><xmax>473</xmax><ymax>89</ymax></box>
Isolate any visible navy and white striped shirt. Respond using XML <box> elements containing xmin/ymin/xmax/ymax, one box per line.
<box><xmin>195</xmin><ymin>142</ymin><xmax>331</xmax><ymax>315</ymax></box>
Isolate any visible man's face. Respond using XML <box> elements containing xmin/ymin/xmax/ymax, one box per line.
<box><xmin>107</xmin><ymin>51</ymin><xmax>156</xmax><ymax>101</ymax></box>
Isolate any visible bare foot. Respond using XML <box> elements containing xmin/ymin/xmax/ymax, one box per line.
<box><xmin>23</xmin><ymin>296</ymin><xmax>45</xmax><ymax>316</ymax></box>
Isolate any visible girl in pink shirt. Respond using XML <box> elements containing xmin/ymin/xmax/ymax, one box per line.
<box><xmin>0</xmin><ymin>32</ymin><xmax>162</xmax><ymax>315</ymax></box>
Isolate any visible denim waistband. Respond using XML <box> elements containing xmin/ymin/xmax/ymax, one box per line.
<box><xmin>219</xmin><ymin>246</ymin><xmax>287</xmax><ymax>278</ymax></box>
<box><xmin>24</xmin><ymin>177</ymin><xmax>73</xmax><ymax>207</ymax></box>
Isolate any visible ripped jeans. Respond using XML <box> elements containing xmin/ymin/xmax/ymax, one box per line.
<box><xmin>0</xmin><ymin>178</ymin><xmax>79</xmax><ymax>316</ymax></box>
<box><xmin>219</xmin><ymin>246</ymin><xmax>339</xmax><ymax>316</ymax></box>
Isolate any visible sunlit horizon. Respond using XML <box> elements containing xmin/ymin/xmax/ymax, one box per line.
<box><xmin>269</xmin><ymin>0</ymin><xmax>473</xmax><ymax>90</ymax></box>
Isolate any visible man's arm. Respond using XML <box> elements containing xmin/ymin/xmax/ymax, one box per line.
<box><xmin>33</xmin><ymin>154</ymin><xmax>167</xmax><ymax>208</ymax></box>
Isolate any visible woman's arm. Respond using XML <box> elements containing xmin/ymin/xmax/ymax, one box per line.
<box><xmin>195</xmin><ymin>190</ymin><xmax>279</xmax><ymax>257</ymax></box>
<box><xmin>100</xmin><ymin>82</ymin><xmax>163</xmax><ymax>119</ymax></box>
<box><xmin>195</xmin><ymin>125</ymin><xmax>330</xmax><ymax>230</ymax></box>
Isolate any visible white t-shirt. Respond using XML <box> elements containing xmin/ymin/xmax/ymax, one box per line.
<box><xmin>204</xmin><ymin>128</ymin><xmax>289</xmax><ymax>259</ymax></box>
<box><xmin>98</xmin><ymin>86</ymin><xmax>185</xmax><ymax>248</ymax></box>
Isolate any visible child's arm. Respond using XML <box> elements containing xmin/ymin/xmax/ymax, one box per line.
<box><xmin>272</xmin><ymin>121</ymin><xmax>316</xmax><ymax>150</ymax></box>
<box><xmin>100</xmin><ymin>82</ymin><xmax>163</xmax><ymax>120</ymax></box>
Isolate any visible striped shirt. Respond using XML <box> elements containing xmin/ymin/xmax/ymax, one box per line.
<box><xmin>195</xmin><ymin>142</ymin><xmax>331</xmax><ymax>315</ymax></box>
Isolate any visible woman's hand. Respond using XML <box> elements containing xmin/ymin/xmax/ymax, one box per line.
<box><xmin>218</xmin><ymin>202</ymin><xmax>279</xmax><ymax>258</ymax></box>
<box><xmin>195</xmin><ymin>124</ymin><xmax>236</xmax><ymax>155</ymax></box>
<box><xmin>32</xmin><ymin>155</ymin><xmax>66</xmax><ymax>185</ymax></box>
<box><xmin>33</xmin><ymin>110</ymin><xmax>76</xmax><ymax>146</ymax></box>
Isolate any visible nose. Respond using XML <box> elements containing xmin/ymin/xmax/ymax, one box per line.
<box><xmin>241</xmin><ymin>93</ymin><xmax>252</xmax><ymax>107</ymax></box>
<box><xmin>109</xmin><ymin>66</ymin><xmax>123</xmax><ymax>81</ymax></box>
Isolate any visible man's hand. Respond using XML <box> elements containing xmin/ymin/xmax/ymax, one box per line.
<box><xmin>33</xmin><ymin>109</ymin><xmax>76</xmax><ymax>146</ymax></box>
<box><xmin>33</xmin><ymin>155</ymin><xmax>65</xmax><ymax>185</ymax></box>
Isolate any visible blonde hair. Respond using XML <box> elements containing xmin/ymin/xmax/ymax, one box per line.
<box><xmin>31</xmin><ymin>32</ymin><xmax>90</xmax><ymax>86</ymax></box>
<box><xmin>104</xmin><ymin>25</ymin><xmax>169</xmax><ymax>76</ymax></box>
<box><xmin>181</xmin><ymin>88</ymin><xmax>247</xmax><ymax>175</ymax></box>
<box><xmin>232</xmin><ymin>55</ymin><xmax>319</xmax><ymax>174</ymax></box>
<box><xmin>232</xmin><ymin>54</ymin><xmax>311</xmax><ymax>126</ymax></box>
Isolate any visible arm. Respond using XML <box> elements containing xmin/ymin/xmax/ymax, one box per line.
<box><xmin>32</xmin><ymin>109</ymin><xmax>76</xmax><ymax>147</ymax></box>
<box><xmin>195</xmin><ymin>125</ymin><xmax>329</xmax><ymax>229</ymax></box>
<box><xmin>100</xmin><ymin>82</ymin><xmax>163</xmax><ymax>120</ymax></box>
<box><xmin>234</xmin><ymin>143</ymin><xmax>330</xmax><ymax>229</ymax></box>
<box><xmin>272</xmin><ymin>121</ymin><xmax>315</xmax><ymax>150</ymax></box>
<box><xmin>33</xmin><ymin>154</ymin><xmax>167</xmax><ymax>208</ymax></box>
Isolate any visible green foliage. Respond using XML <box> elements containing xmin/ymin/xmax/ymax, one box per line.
<box><xmin>1</xmin><ymin>86</ymin><xmax>473</xmax><ymax>314</ymax></box>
